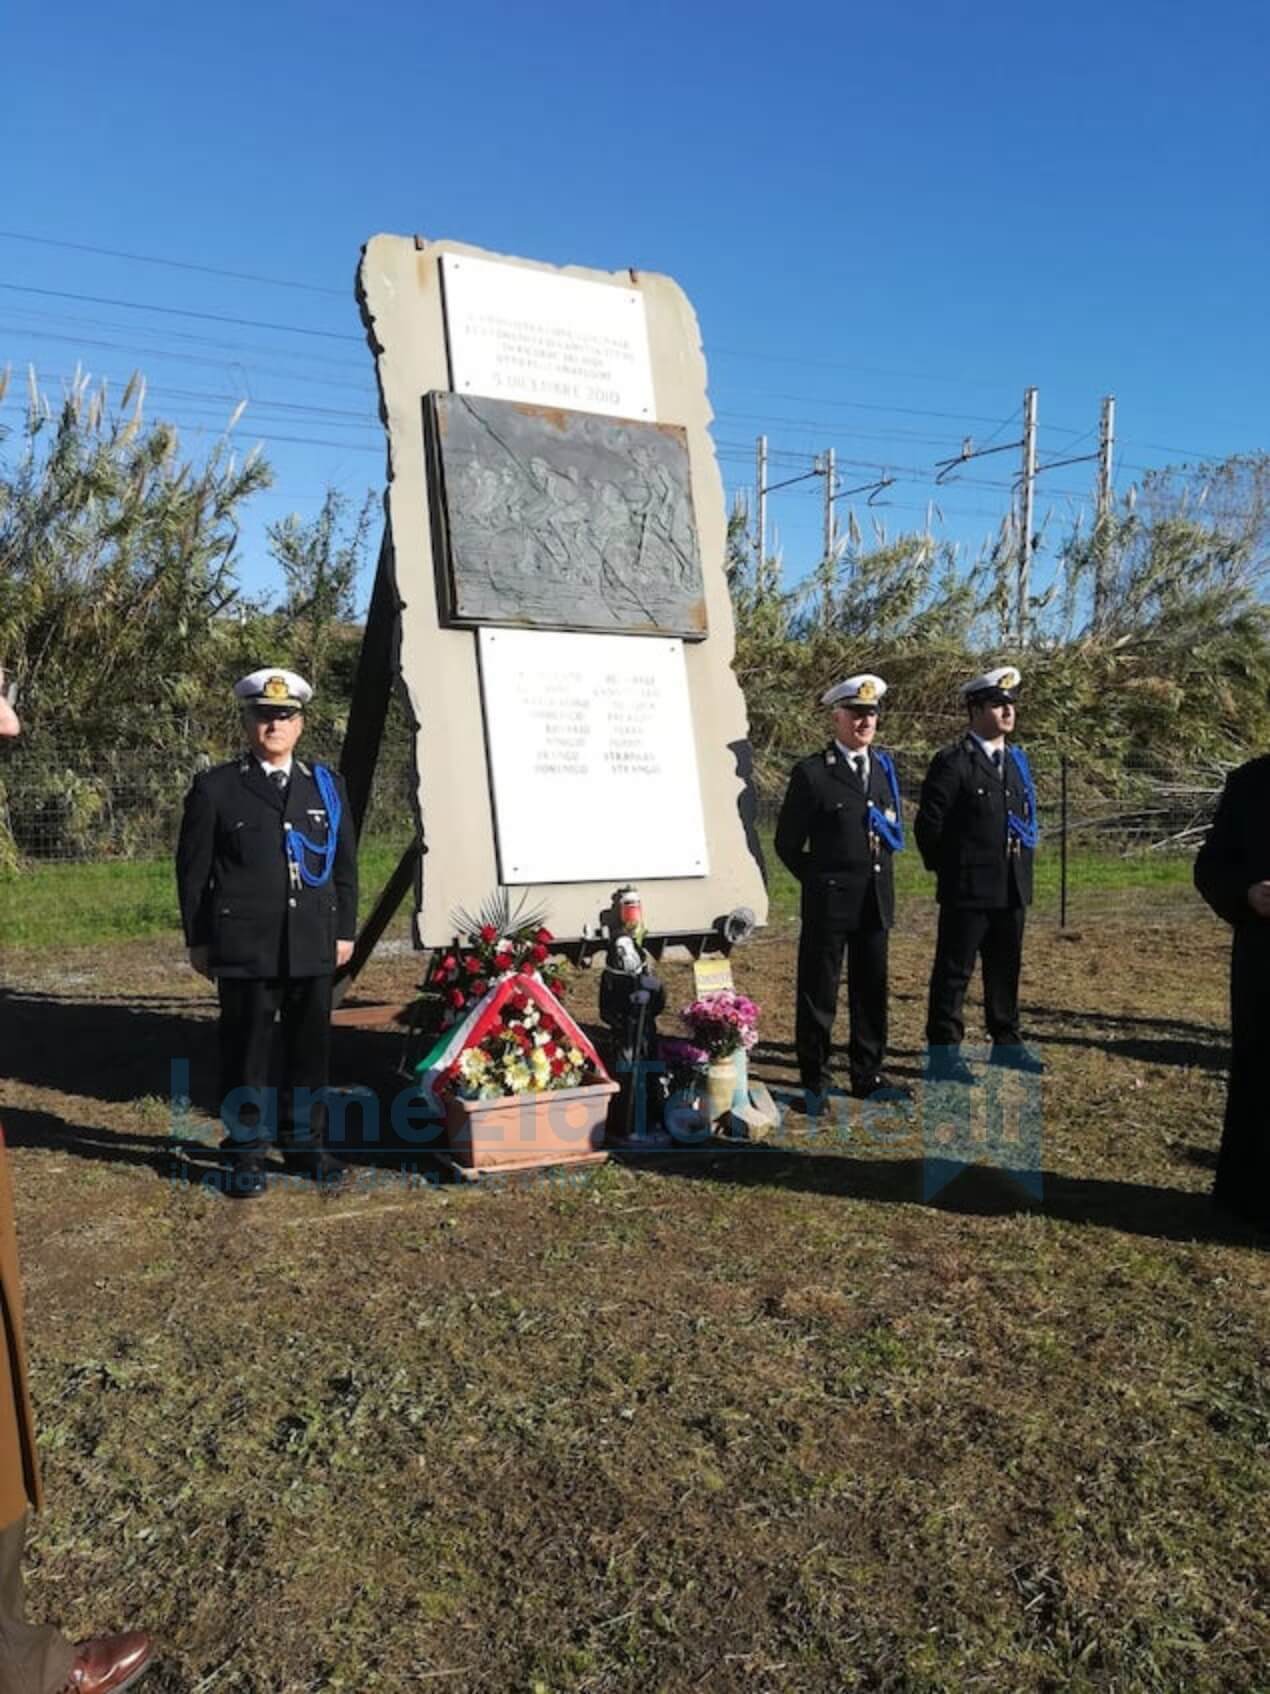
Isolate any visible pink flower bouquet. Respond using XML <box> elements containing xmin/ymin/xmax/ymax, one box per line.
<box><xmin>680</xmin><ymin>990</ymin><xmax>760</xmax><ymax>1060</ymax></box>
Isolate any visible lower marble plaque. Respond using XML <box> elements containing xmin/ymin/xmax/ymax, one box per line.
<box><xmin>428</xmin><ymin>393</ymin><xmax>706</xmax><ymax>639</ymax></box>
<box><xmin>477</xmin><ymin>628</ymin><xmax>710</xmax><ymax>884</ymax></box>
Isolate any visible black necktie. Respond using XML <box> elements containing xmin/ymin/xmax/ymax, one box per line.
<box><xmin>269</xmin><ymin>768</ymin><xmax>288</xmax><ymax>794</ymax></box>
<box><xmin>851</xmin><ymin>754</ymin><xmax>866</xmax><ymax>789</ymax></box>
<box><xmin>991</xmin><ymin>749</ymin><xmax>1003</xmax><ymax>778</ymax></box>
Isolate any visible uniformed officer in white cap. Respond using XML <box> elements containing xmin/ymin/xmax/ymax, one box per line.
<box><xmin>175</xmin><ymin>668</ymin><xmax>358</xmax><ymax>1195</ymax></box>
<box><xmin>774</xmin><ymin>673</ymin><xmax>910</xmax><ymax>1110</ymax></box>
<box><xmin>915</xmin><ymin>664</ymin><xmax>1043</xmax><ymax>1082</ymax></box>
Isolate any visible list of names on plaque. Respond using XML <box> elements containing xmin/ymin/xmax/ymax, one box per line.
<box><xmin>478</xmin><ymin>629</ymin><xmax>709</xmax><ymax>884</ymax></box>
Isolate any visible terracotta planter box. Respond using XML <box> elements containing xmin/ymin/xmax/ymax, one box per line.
<box><xmin>444</xmin><ymin>1077</ymin><xmax>619</xmax><ymax>1172</ymax></box>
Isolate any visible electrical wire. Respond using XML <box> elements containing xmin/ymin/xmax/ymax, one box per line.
<box><xmin>0</xmin><ymin>229</ymin><xmax>349</xmax><ymax>297</ymax></box>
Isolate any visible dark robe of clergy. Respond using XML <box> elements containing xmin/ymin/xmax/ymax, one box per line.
<box><xmin>1193</xmin><ymin>754</ymin><xmax>1270</xmax><ymax>1229</ymax></box>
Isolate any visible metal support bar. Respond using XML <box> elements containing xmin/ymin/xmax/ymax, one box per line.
<box><xmin>338</xmin><ymin>839</ymin><xmax>424</xmax><ymax>991</ymax></box>
<box><xmin>339</xmin><ymin>528</ymin><xmax>398</xmax><ymax>839</ymax></box>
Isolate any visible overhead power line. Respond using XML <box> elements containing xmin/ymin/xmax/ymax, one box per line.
<box><xmin>0</xmin><ymin>229</ymin><xmax>349</xmax><ymax>298</ymax></box>
<box><xmin>0</xmin><ymin>282</ymin><xmax>364</xmax><ymax>343</ymax></box>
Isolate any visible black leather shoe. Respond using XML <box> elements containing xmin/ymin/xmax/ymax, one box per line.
<box><xmin>851</xmin><ymin>1073</ymin><xmax>913</xmax><ymax>1102</ymax></box>
<box><xmin>305</xmin><ymin>1150</ymin><xmax>352</xmax><ymax>1190</ymax></box>
<box><xmin>988</xmin><ymin>1044</ymin><xmax>1045</xmax><ymax>1074</ymax></box>
<box><xmin>783</xmin><ymin>1088</ymin><xmax>836</xmax><ymax>1121</ymax></box>
<box><xmin>227</xmin><ymin>1161</ymin><xmax>268</xmax><ymax>1199</ymax></box>
<box><xmin>926</xmin><ymin>1053</ymin><xmax>978</xmax><ymax>1086</ymax></box>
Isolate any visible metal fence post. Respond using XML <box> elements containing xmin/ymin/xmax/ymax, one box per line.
<box><xmin>1059</xmin><ymin>753</ymin><xmax>1069</xmax><ymax>930</ymax></box>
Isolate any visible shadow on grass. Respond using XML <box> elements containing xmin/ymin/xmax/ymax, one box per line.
<box><xmin>2</xmin><ymin>1104</ymin><xmax>173</xmax><ymax>1174</ymax></box>
<box><xmin>621</xmin><ymin>1143</ymin><xmax>1266</xmax><ymax>1251</ymax></box>
<box><xmin>0</xmin><ymin>985</ymin><xmax>436</xmax><ymax>1186</ymax></box>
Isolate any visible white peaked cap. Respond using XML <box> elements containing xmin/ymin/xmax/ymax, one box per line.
<box><xmin>959</xmin><ymin>665</ymin><xmax>1022</xmax><ymax>700</ymax></box>
<box><xmin>821</xmin><ymin>673</ymin><xmax>888</xmax><ymax>708</ymax></box>
<box><xmin>233</xmin><ymin>668</ymin><xmax>313</xmax><ymax>708</ymax></box>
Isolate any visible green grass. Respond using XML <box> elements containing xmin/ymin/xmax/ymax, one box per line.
<box><xmin>0</xmin><ymin>839</ymin><xmax>415</xmax><ymax>947</ymax></box>
<box><xmin>762</xmin><ymin>829</ymin><xmax>1196</xmax><ymax>923</ymax></box>
<box><xmin>0</xmin><ymin>829</ymin><xmax>1199</xmax><ymax>948</ymax></box>
<box><xmin>2</xmin><ymin>920</ymin><xmax>1267</xmax><ymax>1691</ymax></box>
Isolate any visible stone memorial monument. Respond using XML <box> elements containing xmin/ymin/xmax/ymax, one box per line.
<box><xmin>344</xmin><ymin>235</ymin><xmax>767</xmax><ymax>958</ymax></box>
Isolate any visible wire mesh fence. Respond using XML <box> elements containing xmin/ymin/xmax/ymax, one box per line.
<box><xmin>0</xmin><ymin>737</ymin><xmax>1226</xmax><ymax>948</ymax></box>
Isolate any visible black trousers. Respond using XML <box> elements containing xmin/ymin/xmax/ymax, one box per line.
<box><xmin>925</xmin><ymin>904</ymin><xmax>1026</xmax><ymax>1048</ymax></box>
<box><xmin>217</xmin><ymin>975</ymin><xmax>333</xmax><ymax>1161</ymax></box>
<box><xmin>1217</xmin><ymin>928</ymin><xmax>1270</xmax><ymax>1227</ymax></box>
<box><xmin>794</xmin><ymin>896</ymin><xmax>888</xmax><ymax>1093</ymax></box>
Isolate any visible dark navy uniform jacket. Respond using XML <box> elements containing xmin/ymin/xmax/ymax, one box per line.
<box><xmin>774</xmin><ymin>743</ymin><xmax>899</xmax><ymax>930</ymax></box>
<box><xmin>176</xmin><ymin>756</ymin><xmax>358</xmax><ymax>979</ymax></box>
<box><xmin>915</xmin><ymin>734</ymin><xmax>1034</xmax><ymax>909</ymax></box>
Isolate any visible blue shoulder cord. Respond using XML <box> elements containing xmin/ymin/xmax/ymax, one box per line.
<box><xmin>284</xmin><ymin>763</ymin><xmax>342</xmax><ymax>888</ymax></box>
<box><xmin>1006</xmin><ymin>745</ymin><xmax>1039</xmax><ymax>849</ymax></box>
<box><xmin>867</xmin><ymin>749</ymin><xmax>905</xmax><ymax>852</ymax></box>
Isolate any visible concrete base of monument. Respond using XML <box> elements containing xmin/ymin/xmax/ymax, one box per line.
<box><xmin>442</xmin><ymin>1078</ymin><xmax>619</xmax><ymax>1176</ymax></box>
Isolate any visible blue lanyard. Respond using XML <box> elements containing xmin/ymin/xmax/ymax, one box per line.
<box><xmin>284</xmin><ymin>763</ymin><xmax>342</xmax><ymax>888</ymax></box>
<box><xmin>1006</xmin><ymin>745</ymin><xmax>1039</xmax><ymax>849</ymax></box>
<box><xmin>866</xmin><ymin>749</ymin><xmax>904</xmax><ymax>852</ymax></box>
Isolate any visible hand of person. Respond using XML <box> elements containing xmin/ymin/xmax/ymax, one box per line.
<box><xmin>0</xmin><ymin>669</ymin><xmax>19</xmax><ymax>739</ymax></box>
<box><xmin>336</xmin><ymin>939</ymin><xmax>355</xmax><ymax>968</ymax></box>
<box><xmin>1246</xmin><ymin>882</ymin><xmax>1270</xmax><ymax>919</ymax></box>
<box><xmin>188</xmin><ymin>945</ymin><xmax>213</xmax><ymax>979</ymax></box>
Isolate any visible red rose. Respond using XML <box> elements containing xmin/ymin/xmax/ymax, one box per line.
<box><xmin>548</xmin><ymin>977</ymin><xmax>566</xmax><ymax>997</ymax></box>
<box><xmin>470</xmin><ymin>978</ymin><xmax>487</xmax><ymax>997</ymax></box>
<box><xmin>480</xmin><ymin>923</ymin><xmax>498</xmax><ymax>942</ymax></box>
<box><xmin>531</xmin><ymin>942</ymin><xmax>549</xmax><ymax>963</ymax></box>
<box><xmin>441</xmin><ymin>954</ymin><xmax>457</xmax><ymax>971</ymax></box>
<box><xmin>495</xmin><ymin>950</ymin><xmax>513</xmax><ymax>971</ymax></box>
<box><xmin>430</xmin><ymin>967</ymin><xmax>447</xmax><ymax>985</ymax></box>
<box><xmin>550</xmin><ymin>1056</ymin><xmax>565</xmax><ymax>1076</ymax></box>
<box><xmin>543</xmin><ymin>1040</ymin><xmax>557</xmax><ymax>1057</ymax></box>
<box><xmin>448</xmin><ymin>988</ymin><xmax>465</xmax><ymax>1008</ymax></box>
<box><xmin>464</xmin><ymin>956</ymin><xmax>482</xmax><ymax>975</ymax></box>
<box><xmin>514</xmin><ymin>1027</ymin><xmax>533</xmax><ymax>1051</ymax></box>
<box><xmin>534</xmin><ymin>926</ymin><xmax>553</xmax><ymax>943</ymax></box>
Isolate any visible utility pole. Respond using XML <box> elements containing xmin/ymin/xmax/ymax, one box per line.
<box><xmin>822</xmin><ymin>447</ymin><xmax>836</xmax><ymax>563</ymax></box>
<box><xmin>755</xmin><ymin>434</ymin><xmax>769</xmax><ymax>592</ymax></box>
<box><xmin>1017</xmin><ymin>386</ymin><xmax>1038</xmax><ymax>646</ymax></box>
<box><xmin>1093</xmin><ymin>394</ymin><xmax>1115</xmax><ymax>633</ymax></box>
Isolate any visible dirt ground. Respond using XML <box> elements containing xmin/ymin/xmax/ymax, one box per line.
<box><xmin>0</xmin><ymin>916</ymin><xmax>1267</xmax><ymax>1693</ymax></box>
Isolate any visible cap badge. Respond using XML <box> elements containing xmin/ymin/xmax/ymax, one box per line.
<box><xmin>856</xmin><ymin>679</ymin><xmax>877</xmax><ymax>703</ymax></box>
<box><xmin>263</xmin><ymin>675</ymin><xmax>289</xmax><ymax>702</ymax></box>
<box><xmin>999</xmin><ymin>668</ymin><xmax>1019</xmax><ymax>689</ymax></box>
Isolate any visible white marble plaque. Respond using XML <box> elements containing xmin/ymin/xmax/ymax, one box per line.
<box><xmin>441</xmin><ymin>254</ymin><xmax>655</xmax><ymax>421</ymax></box>
<box><xmin>477</xmin><ymin>628</ymin><xmax>709</xmax><ymax>884</ymax></box>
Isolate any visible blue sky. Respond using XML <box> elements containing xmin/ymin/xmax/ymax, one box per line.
<box><xmin>3</xmin><ymin>0</ymin><xmax>1266</xmax><ymax>607</ymax></box>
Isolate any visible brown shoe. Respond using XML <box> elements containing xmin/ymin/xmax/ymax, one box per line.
<box><xmin>61</xmin><ymin>1631</ymin><xmax>152</xmax><ymax>1692</ymax></box>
